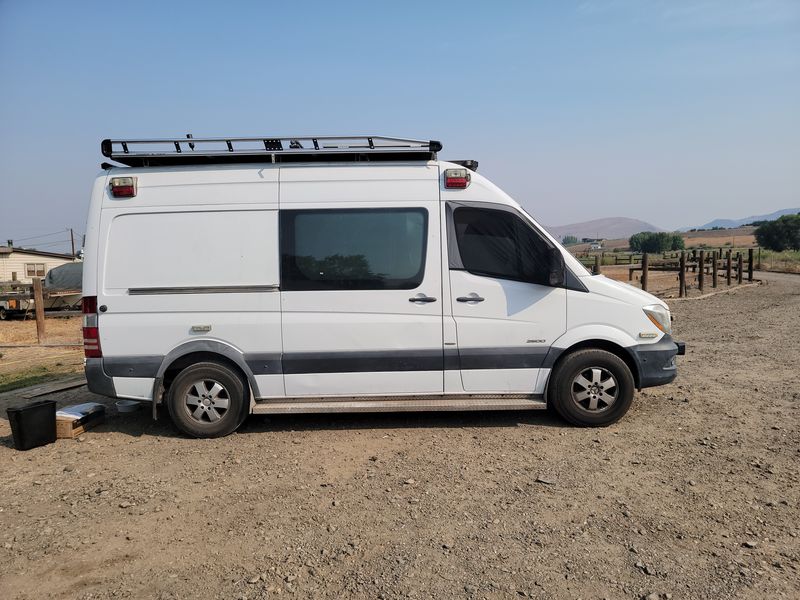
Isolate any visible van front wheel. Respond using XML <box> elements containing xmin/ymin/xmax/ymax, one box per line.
<box><xmin>548</xmin><ymin>349</ymin><xmax>634</xmax><ymax>426</ymax></box>
<box><xmin>166</xmin><ymin>362</ymin><xmax>247</xmax><ymax>438</ymax></box>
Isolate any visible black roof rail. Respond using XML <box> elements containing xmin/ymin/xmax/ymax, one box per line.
<box><xmin>448</xmin><ymin>160</ymin><xmax>478</xmax><ymax>172</ymax></box>
<box><xmin>101</xmin><ymin>135</ymin><xmax>442</xmax><ymax>167</ymax></box>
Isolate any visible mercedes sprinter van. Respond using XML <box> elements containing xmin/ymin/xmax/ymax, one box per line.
<box><xmin>83</xmin><ymin>136</ymin><xmax>684</xmax><ymax>437</ymax></box>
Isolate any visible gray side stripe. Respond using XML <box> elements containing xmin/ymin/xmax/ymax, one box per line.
<box><xmin>101</xmin><ymin>348</ymin><xmax>552</xmax><ymax>379</ymax></box>
<box><xmin>458</xmin><ymin>347</ymin><xmax>549</xmax><ymax>370</ymax></box>
<box><xmin>245</xmin><ymin>354</ymin><xmax>283</xmax><ymax>375</ymax></box>
<box><xmin>282</xmin><ymin>350</ymin><xmax>444</xmax><ymax>375</ymax></box>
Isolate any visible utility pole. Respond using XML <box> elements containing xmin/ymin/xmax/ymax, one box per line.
<box><xmin>69</xmin><ymin>228</ymin><xmax>75</xmax><ymax>256</ymax></box>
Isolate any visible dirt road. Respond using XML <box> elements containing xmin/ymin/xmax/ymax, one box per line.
<box><xmin>1</xmin><ymin>277</ymin><xmax>798</xmax><ymax>599</ymax></box>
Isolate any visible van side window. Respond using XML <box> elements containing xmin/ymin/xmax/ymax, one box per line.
<box><xmin>452</xmin><ymin>207</ymin><xmax>551</xmax><ymax>285</ymax></box>
<box><xmin>281</xmin><ymin>209</ymin><xmax>427</xmax><ymax>291</ymax></box>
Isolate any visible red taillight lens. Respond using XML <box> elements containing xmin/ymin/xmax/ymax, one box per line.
<box><xmin>109</xmin><ymin>176</ymin><xmax>137</xmax><ymax>198</ymax></box>
<box><xmin>444</xmin><ymin>168</ymin><xmax>470</xmax><ymax>189</ymax></box>
<box><xmin>82</xmin><ymin>296</ymin><xmax>102</xmax><ymax>358</ymax></box>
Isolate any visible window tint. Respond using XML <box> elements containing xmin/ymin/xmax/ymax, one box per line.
<box><xmin>281</xmin><ymin>209</ymin><xmax>427</xmax><ymax>291</ymax></box>
<box><xmin>452</xmin><ymin>207</ymin><xmax>552</xmax><ymax>285</ymax></box>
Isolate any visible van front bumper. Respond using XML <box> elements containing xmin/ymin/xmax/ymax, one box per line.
<box><xmin>629</xmin><ymin>335</ymin><xmax>685</xmax><ymax>389</ymax></box>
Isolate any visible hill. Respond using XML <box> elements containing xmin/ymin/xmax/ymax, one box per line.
<box><xmin>545</xmin><ymin>217</ymin><xmax>662</xmax><ymax>241</ymax></box>
<box><xmin>692</xmin><ymin>207</ymin><xmax>800</xmax><ymax>230</ymax></box>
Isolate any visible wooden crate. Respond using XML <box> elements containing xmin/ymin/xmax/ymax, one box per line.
<box><xmin>56</xmin><ymin>410</ymin><xmax>104</xmax><ymax>439</ymax></box>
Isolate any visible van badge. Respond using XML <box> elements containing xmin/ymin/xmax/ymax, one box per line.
<box><xmin>191</xmin><ymin>325</ymin><xmax>212</xmax><ymax>333</ymax></box>
<box><xmin>526</xmin><ymin>339</ymin><xmax>545</xmax><ymax>344</ymax></box>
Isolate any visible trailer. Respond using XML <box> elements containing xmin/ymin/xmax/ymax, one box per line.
<box><xmin>0</xmin><ymin>263</ymin><xmax>82</xmax><ymax>319</ymax></box>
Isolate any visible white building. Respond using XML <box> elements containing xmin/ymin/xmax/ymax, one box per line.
<box><xmin>0</xmin><ymin>246</ymin><xmax>79</xmax><ymax>284</ymax></box>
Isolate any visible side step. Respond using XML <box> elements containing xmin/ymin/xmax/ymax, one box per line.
<box><xmin>252</xmin><ymin>395</ymin><xmax>546</xmax><ymax>415</ymax></box>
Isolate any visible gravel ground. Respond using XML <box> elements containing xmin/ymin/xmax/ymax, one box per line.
<box><xmin>0</xmin><ymin>275</ymin><xmax>798</xmax><ymax>600</ymax></box>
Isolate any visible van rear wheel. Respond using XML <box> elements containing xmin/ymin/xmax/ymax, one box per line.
<box><xmin>548</xmin><ymin>349</ymin><xmax>634</xmax><ymax>426</ymax></box>
<box><xmin>166</xmin><ymin>362</ymin><xmax>247</xmax><ymax>438</ymax></box>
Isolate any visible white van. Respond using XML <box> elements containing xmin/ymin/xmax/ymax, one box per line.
<box><xmin>83</xmin><ymin>136</ymin><xmax>684</xmax><ymax>437</ymax></box>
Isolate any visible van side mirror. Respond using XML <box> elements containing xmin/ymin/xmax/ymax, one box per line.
<box><xmin>548</xmin><ymin>247</ymin><xmax>565</xmax><ymax>287</ymax></box>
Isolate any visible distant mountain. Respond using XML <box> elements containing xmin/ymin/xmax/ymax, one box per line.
<box><xmin>545</xmin><ymin>217</ymin><xmax>662</xmax><ymax>241</ymax></box>
<box><xmin>690</xmin><ymin>207</ymin><xmax>800</xmax><ymax>230</ymax></box>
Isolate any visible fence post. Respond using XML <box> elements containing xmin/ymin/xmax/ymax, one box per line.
<box><xmin>698</xmin><ymin>250</ymin><xmax>705</xmax><ymax>293</ymax></box>
<box><xmin>712</xmin><ymin>251</ymin><xmax>718</xmax><ymax>288</ymax></box>
<box><xmin>679</xmin><ymin>251</ymin><xmax>686</xmax><ymax>297</ymax></box>
<box><xmin>692</xmin><ymin>249</ymin><xmax>697</xmax><ymax>273</ymax></box>
<box><xmin>737</xmin><ymin>253</ymin><xmax>743</xmax><ymax>284</ymax></box>
<box><xmin>757</xmin><ymin>247</ymin><xmax>761</xmax><ymax>270</ymax></box>
<box><xmin>594</xmin><ymin>254</ymin><xmax>600</xmax><ymax>275</ymax></box>
<box><xmin>726</xmin><ymin>250</ymin><xmax>732</xmax><ymax>286</ymax></box>
<box><xmin>32</xmin><ymin>277</ymin><xmax>46</xmax><ymax>344</ymax></box>
<box><xmin>748</xmin><ymin>248</ymin><xmax>754</xmax><ymax>282</ymax></box>
<box><xmin>641</xmin><ymin>253</ymin><xmax>648</xmax><ymax>291</ymax></box>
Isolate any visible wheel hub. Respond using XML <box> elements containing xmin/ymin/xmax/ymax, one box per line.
<box><xmin>184</xmin><ymin>379</ymin><xmax>230</xmax><ymax>423</ymax></box>
<box><xmin>571</xmin><ymin>367</ymin><xmax>618</xmax><ymax>413</ymax></box>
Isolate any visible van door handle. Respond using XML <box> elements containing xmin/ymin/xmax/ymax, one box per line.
<box><xmin>457</xmin><ymin>294</ymin><xmax>485</xmax><ymax>303</ymax></box>
<box><xmin>409</xmin><ymin>294</ymin><xmax>437</xmax><ymax>303</ymax></box>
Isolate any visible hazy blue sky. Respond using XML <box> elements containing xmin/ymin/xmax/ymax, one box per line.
<box><xmin>1</xmin><ymin>0</ymin><xmax>798</xmax><ymax>253</ymax></box>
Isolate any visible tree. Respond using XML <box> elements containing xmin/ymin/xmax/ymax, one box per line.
<box><xmin>629</xmin><ymin>231</ymin><xmax>685</xmax><ymax>253</ymax></box>
<box><xmin>561</xmin><ymin>235</ymin><xmax>578</xmax><ymax>246</ymax></box>
<box><xmin>755</xmin><ymin>214</ymin><xmax>800</xmax><ymax>251</ymax></box>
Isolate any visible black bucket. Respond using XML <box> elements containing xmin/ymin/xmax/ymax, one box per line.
<box><xmin>7</xmin><ymin>400</ymin><xmax>57</xmax><ymax>451</ymax></box>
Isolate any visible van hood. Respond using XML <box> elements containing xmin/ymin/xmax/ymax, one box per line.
<box><xmin>582</xmin><ymin>275</ymin><xmax>668</xmax><ymax>309</ymax></box>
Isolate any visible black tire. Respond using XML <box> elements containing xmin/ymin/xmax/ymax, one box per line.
<box><xmin>0</xmin><ymin>307</ymin><xmax>6</xmax><ymax>321</ymax></box>
<box><xmin>166</xmin><ymin>361</ymin><xmax>248</xmax><ymax>438</ymax></box>
<box><xmin>548</xmin><ymin>349</ymin><xmax>635</xmax><ymax>427</ymax></box>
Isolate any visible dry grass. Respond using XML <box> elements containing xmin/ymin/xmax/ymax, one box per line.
<box><xmin>0</xmin><ymin>315</ymin><xmax>81</xmax><ymax>345</ymax></box>
<box><xmin>0</xmin><ymin>316</ymin><xmax>83</xmax><ymax>392</ymax></box>
<box><xmin>569</xmin><ymin>226</ymin><xmax>758</xmax><ymax>253</ymax></box>
<box><xmin>682</xmin><ymin>228</ymin><xmax>757</xmax><ymax>249</ymax></box>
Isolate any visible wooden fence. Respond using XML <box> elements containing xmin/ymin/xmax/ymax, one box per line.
<box><xmin>625</xmin><ymin>248</ymin><xmax>756</xmax><ymax>297</ymax></box>
<box><xmin>0</xmin><ymin>278</ymin><xmax>59</xmax><ymax>343</ymax></box>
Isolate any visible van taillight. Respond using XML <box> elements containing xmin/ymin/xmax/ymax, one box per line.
<box><xmin>109</xmin><ymin>176</ymin><xmax>137</xmax><ymax>198</ymax></box>
<box><xmin>444</xmin><ymin>168</ymin><xmax>470</xmax><ymax>189</ymax></box>
<box><xmin>82</xmin><ymin>296</ymin><xmax>102</xmax><ymax>358</ymax></box>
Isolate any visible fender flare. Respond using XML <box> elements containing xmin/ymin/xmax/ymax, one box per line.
<box><xmin>156</xmin><ymin>339</ymin><xmax>260</xmax><ymax>399</ymax></box>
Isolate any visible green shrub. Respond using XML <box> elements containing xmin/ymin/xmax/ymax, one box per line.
<box><xmin>755</xmin><ymin>214</ymin><xmax>800</xmax><ymax>251</ymax></box>
<box><xmin>629</xmin><ymin>231</ymin><xmax>685</xmax><ymax>253</ymax></box>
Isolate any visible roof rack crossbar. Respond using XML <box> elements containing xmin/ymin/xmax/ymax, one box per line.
<box><xmin>101</xmin><ymin>135</ymin><xmax>442</xmax><ymax>167</ymax></box>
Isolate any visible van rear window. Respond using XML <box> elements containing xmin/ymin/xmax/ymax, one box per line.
<box><xmin>280</xmin><ymin>209</ymin><xmax>427</xmax><ymax>291</ymax></box>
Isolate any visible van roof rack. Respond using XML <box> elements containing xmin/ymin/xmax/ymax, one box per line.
<box><xmin>101</xmin><ymin>135</ymin><xmax>442</xmax><ymax>167</ymax></box>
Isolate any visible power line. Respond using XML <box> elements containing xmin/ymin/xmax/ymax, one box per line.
<box><xmin>16</xmin><ymin>240</ymin><xmax>72</xmax><ymax>249</ymax></box>
<box><xmin>7</xmin><ymin>230</ymin><xmax>68</xmax><ymax>243</ymax></box>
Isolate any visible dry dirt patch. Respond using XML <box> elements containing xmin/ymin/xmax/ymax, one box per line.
<box><xmin>0</xmin><ymin>278</ymin><xmax>798</xmax><ymax>599</ymax></box>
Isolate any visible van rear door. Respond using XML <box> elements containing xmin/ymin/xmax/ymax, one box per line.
<box><xmin>279</xmin><ymin>165</ymin><xmax>443</xmax><ymax>397</ymax></box>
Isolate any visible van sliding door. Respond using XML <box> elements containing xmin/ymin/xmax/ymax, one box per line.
<box><xmin>278</xmin><ymin>166</ymin><xmax>444</xmax><ymax>397</ymax></box>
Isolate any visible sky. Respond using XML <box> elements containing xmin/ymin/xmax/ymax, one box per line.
<box><xmin>1</xmin><ymin>0</ymin><xmax>798</xmax><ymax>253</ymax></box>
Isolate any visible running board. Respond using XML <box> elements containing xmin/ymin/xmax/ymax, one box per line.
<box><xmin>252</xmin><ymin>395</ymin><xmax>546</xmax><ymax>414</ymax></box>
